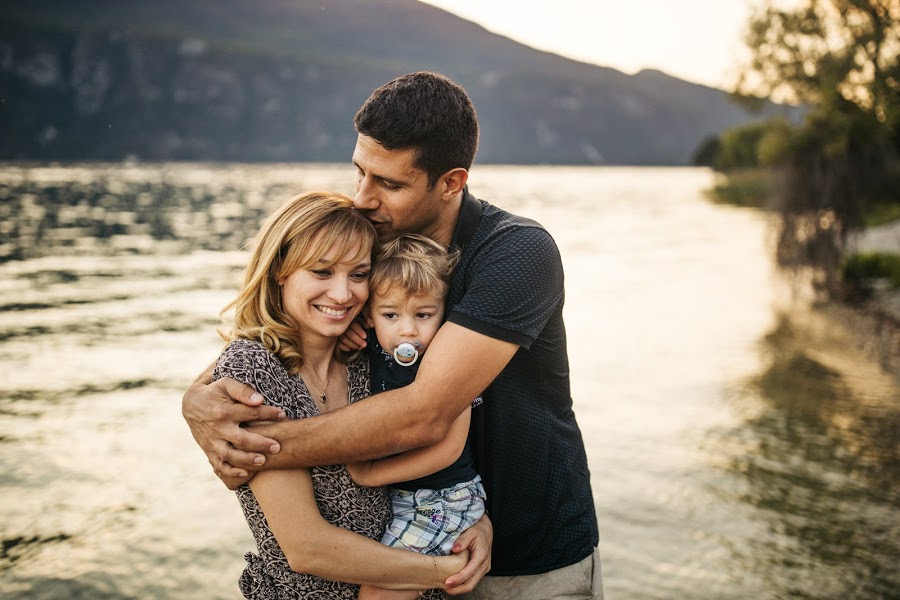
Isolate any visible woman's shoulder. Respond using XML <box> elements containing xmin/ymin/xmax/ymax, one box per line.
<box><xmin>215</xmin><ymin>338</ymin><xmax>286</xmax><ymax>379</ymax></box>
<box><xmin>213</xmin><ymin>338</ymin><xmax>301</xmax><ymax>412</ymax></box>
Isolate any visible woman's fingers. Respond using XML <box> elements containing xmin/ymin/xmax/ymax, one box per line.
<box><xmin>445</xmin><ymin>517</ymin><xmax>492</xmax><ymax>594</ymax></box>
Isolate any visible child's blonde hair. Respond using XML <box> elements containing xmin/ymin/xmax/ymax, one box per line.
<box><xmin>219</xmin><ymin>190</ymin><xmax>377</xmax><ymax>374</ymax></box>
<box><xmin>369</xmin><ymin>234</ymin><xmax>457</xmax><ymax>300</ymax></box>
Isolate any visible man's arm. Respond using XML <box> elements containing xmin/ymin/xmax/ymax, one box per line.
<box><xmin>243</xmin><ymin>323</ymin><xmax>517</xmax><ymax>470</ymax></box>
<box><xmin>182</xmin><ymin>361</ymin><xmax>286</xmax><ymax>479</ymax></box>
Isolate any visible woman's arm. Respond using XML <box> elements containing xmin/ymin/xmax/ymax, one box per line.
<box><xmin>250</xmin><ymin>468</ymin><xmax>467</xmax><ymax>590</ymax></box>
<box><xmin>346</xmin><ymin>407</ymin><xmax>471</xmax><ymax>487</ymax></box>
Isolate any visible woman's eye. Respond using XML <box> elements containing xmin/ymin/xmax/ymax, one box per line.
<box><xmin>311</xmin><ymin>269</ymin><xmax>331</xmax><ymax>277</ymax></box>
<box><xmin>351</xmin><ymin>271</ymin><xmax>370</xmax><ymax>281</ymax></box>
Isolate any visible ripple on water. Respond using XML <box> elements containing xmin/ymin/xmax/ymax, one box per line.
<box><xmin>1</xmin><ymin>534</ymin><xmax>72</xmax><ymax>569</ymax></box>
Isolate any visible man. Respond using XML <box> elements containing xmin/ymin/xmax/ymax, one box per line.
<box><xmin>183</xmin><ymin>71</ymin><xmax>602</xmax><ymax>599</ymax></box>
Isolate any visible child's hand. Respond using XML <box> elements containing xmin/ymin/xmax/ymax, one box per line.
<box><xmin>338</xmin><ymin>319</ymin><xmax>368</xmax><ymax>352</ymax></box>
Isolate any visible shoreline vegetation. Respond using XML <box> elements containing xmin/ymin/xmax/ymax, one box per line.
<box><xmin>691</xmin><ymin>0</ymin><xmax>898</xmax><ymax>381</ymax></box>
<box><xmin>706</xmin><ymin>169</ymin><xmax>900</xmax><ymax>380</ymax></box>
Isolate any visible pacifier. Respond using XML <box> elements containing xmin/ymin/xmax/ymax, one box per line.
<box><xmin>391</xmin><ymin>339</ymin><xmax>424</xmax><ymax>366</ymax></box>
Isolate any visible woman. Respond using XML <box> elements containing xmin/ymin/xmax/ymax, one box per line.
<box><xmin>213</xmin><ymin>190</ymin><xmax>466</xmax><ymax>598</ymax></box>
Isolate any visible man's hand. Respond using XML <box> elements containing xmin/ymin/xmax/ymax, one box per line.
<box><xmin>444</xmin><ymin>514</ymin><xmax>492</xmax><ymax>594</ymax></box>
<box><xmin>182</xmin><ymin>374</ymin><xmax>285</xmax><ymax>482</ymax></box>
<box><xmin>337</xmin><ymin>319</ymin><xmax>368</xmax><ymax>353</ymax></box>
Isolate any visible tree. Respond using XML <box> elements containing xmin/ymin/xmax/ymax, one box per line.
<box><xmin>736</xmin><ymin>0</ymin><xmax>900</xmax><ymax>299</ymax></box>
<box><xmin>738</xmin><ymin>0</ymin><xmax>899</xmax><ymax>136</ymax></box>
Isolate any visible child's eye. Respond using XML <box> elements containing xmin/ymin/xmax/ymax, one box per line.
<box><xmin>416</xmin><ymin>312</ymin><xmax>433</xmax><ymax>319</ymax></box>
<box><xmin>381</xmin><ymin>312</ymin><xmax>398</xmax><ymax>319</ymax></box>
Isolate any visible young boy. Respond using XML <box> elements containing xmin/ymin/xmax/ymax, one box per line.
<box><xmin>347</xmin><ymin>234</ymin><xmax>486</xmax><ymax>600</ymax></box>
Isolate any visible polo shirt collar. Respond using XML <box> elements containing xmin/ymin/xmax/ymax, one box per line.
<box><xmin>449</xmin><ymin>186</ymin><xmax>483</xmax><ymax>253</ymax></box>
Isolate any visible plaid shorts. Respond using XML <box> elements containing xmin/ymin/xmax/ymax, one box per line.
<box><xmin>381</xmin><ymin>476</ymin><xmax>486</xmax><ymax>556</ymax></box>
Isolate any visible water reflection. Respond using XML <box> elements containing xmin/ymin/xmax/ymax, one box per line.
<box><xmin>707</xmin><ymin>312</ymin><xmax>900</xmax><ymax>598</ymax></box>
<box><xmin>2</xmin><ymin>178</ymin><xmax>274</xmax><ymax>262</ymax></box>
<box><xmin>1</xmin><ymin>163</ymin><xmax>897</xmax><ymax>599</ymax></box>
<box><xmin>0</xmin><ymin>162</ymin><xmax>354</xmax><ymax>263</ymax></box>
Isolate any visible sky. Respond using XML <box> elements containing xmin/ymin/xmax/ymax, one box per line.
<box><xmin>418</xmin><ymin>0</ymin><xmax>766</xmax><ymax>90</ymax></box>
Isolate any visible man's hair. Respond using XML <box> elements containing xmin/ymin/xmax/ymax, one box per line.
<box><xmin>369</xmin><ymin>234</ymin><xmax>457</xmax><ymax>301</ymax></box>
<box><xmin>219</xmin><ymin>190</ymin><xmax>377</xmax><ymax>374</ymax></box>
<box><xmin>354</xmin><ymin>71</ymin><xmax>479</xmax><ymax>189</ymax></box>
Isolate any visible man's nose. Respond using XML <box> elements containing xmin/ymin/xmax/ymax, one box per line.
<box><xmin>354</xmin><ymin>176</ymin><xmax>378</xmax><ymax>210</ymax></box>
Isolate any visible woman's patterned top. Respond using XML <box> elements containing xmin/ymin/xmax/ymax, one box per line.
<box><xmin>213</xmin><ymin>338</ymin><xmax>391</xmax><ymax>599</ymax></box>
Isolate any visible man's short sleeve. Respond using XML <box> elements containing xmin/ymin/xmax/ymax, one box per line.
<box><xmin>447</xmin><ymin>225</ymin><xmax>564</xmax><ymax>349</ymax></box>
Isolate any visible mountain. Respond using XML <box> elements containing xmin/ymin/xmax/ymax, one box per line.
<box><xmin>0</xmin><ymin>0</ymin><xmax>783</xmax><ymax>164</ymax></box>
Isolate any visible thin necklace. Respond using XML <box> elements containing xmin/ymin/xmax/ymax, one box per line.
<box><xmin>301</xmin><ymin>362</ymin><xmax>335</xmax><ymax>404</ymax></box>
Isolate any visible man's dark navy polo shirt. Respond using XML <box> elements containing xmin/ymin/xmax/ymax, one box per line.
<box><xmin>445</xmin><ymin>188</ymin><xmax>598</xmax><ymax>577</ymax></box>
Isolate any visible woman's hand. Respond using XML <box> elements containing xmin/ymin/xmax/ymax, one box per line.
<box><xmin>182</xmin><ymin>371</ymin><xmax>286</xmax><ymax>484</ymax></box>
<box><xmin>444</xmin><ymin>514</ymin><xmax>492</xmax><ymax>594</ymax></box>
<box><xmin>439</xmin><ymin>550</ymin><xmax>469</xmax><ymax>592</ymax></box>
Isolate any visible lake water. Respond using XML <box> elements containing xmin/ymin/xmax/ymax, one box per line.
<box><xmin>1</xmin><ymin>163</ymin><xmax>897</xmax><ymax>599</ymax></box>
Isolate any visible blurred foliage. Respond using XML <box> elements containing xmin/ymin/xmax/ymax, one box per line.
<box><xmin>705</xmin><ymin>168</ymin><xmax>773</xmax><ymax>208</ymax></box>
<box><xmin>865</xmin><ymin>198</ymin><xmax>900</xmax><ymax>227</ymax></box>
<box><xmin>693</xmin><ymin>119</ymin><xmax>794</xmax><ymax>170</ymax></box>
<box><xmin>736</xmin><ymin>0</ymin><xmax>899</xmax><ymax>131</ymax></box>
<box><xmin>842</xmin><ymin>252</ymin><xmax>900</xmax><ymax>289</ymax></box>
<box><xmin>700</xmin><ymin>0</ymin><xmax>900</xmax><ymax>299</ymax></box>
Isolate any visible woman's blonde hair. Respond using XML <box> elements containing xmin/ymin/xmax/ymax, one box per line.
<box><xmin>369</xmin><ymin>234</ymin><xmax>457</xmax><ymax>300</ymax></box>
<box><xmin>219</xmin><ymin>190</ymin><xmax>377</xmax><ymax>374</ymax></box>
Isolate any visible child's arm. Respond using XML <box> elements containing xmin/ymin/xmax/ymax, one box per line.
<box><xmin>347</xmin><ymin>406</ymin><xmax>471</xmax><ymax>487</ymax></box>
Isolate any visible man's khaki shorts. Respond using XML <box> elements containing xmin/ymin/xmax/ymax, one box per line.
<box><xmin>459</xmin><ymin>546</ymin><xmax>604</xmax><ymax>600</ymax></box>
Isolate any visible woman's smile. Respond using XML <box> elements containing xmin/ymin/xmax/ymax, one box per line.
<box><xmin>315</xmin><ymin>305</ymin><xmax>351</xmax><ymax>318</ymax></box>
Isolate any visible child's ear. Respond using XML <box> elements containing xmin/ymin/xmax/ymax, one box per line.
<box><xmin>362</xmin><ymin>307</ymin><xmax>374</xmax><ymax>328</ymax></box>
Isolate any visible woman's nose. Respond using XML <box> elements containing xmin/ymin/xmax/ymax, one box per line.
<box><xmin>328</xmin><ymin>277</ymin><xmax>352</xmax><ymax>303</ymax></box>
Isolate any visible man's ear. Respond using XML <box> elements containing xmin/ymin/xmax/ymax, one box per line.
<box><xmin>439</xmin><ymin>167</ymin><xmax>468</xmax><ymax>200</ymax></box>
